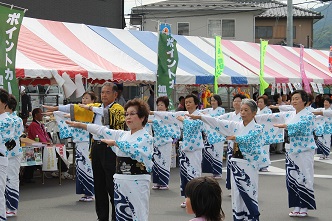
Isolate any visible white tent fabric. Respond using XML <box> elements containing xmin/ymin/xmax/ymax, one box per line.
<box><xmin>16</xmin><ymin>17</ymin><xmax>331</xmax><ymax>86</ymax></box>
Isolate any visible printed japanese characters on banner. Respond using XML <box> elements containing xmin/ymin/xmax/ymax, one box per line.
<box><xmin>0</xmin><ymin>5</ymin><xmax>25</xmax><ymax>100</ymax></box>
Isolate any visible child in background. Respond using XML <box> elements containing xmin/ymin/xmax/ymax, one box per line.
<box><xmin>185</xmin><ymin>177</ymin><xmax>225</xmax><ymax>221</ymax></box>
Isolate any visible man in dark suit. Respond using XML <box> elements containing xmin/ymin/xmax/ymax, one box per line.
<box><xmin>20</xmin><ymin>86</ymin><xmax>32</xmax><ymax>130</ymax></box>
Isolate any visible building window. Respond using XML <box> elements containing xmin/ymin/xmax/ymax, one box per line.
<box><xmin>208</xmin><ymin>19</ymin><xmax>221</xmax><ymax>37</ymax></box>
<box><xmin>177</xmin><ymin>22</ymin><xmax>189</xmax><ymax>35</ymax></box>
<box><xmin>222</xmin><ymin>19</ymin><xmax>235</xmax><ymax>38</ymax></box>
<box><xmin>255</xmin><ymin>26</ymin><xmax>273</xmax><ymax>38</ymax></box>
<box><xmin>208</xmin><ymin>19</ymin><xmax>235</xmax><ymax>38</ymax></box>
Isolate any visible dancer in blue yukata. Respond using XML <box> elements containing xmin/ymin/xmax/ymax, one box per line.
<box><xmin>200</xmin><ymin>94</ymin><xmax>225</xmax><ymax>179</ymax></box>
<box><xmin>5</xmin><ymin>95</ymin><xmax>23</xmax><ymax>217</ymax></box>
<box><xmin>153</xmin><ymin>94</ymin><xmax>205</xmax><ymax>208</ymax></box>
<box><xmin>256</xmin><ymin>95</ymin><xmax>272</xmax><ymax>172</ymax></box>
<box><xmin>49</xmin><ymin>91</ymin><xmax>97</xmax><ymax>202</ymax></box>
<box><xmin>261</xmin><ymin>90</ymin><xmax>319</xmax><ymax>217</ymax></box>
<box><xmin>0</xmin><ymin>89</ymin><xmax>15</xmax><ymax>221</ymax></box>
<box><xmin>150</xmin><ymin>96</ymin><xmax>181</xmax><ymax>190</ymax></box>
<box><xmin>218</xmin><ymin>94</ymin><xmax>245</xmax><ymax>190</ymax></box>
<box><xmin>66</xmin><ymin>98</ymin><xmax>153</xmax><ymax>221</ymax></box>
<box><xmin>189</xmin><ymin>99</ymin><xmax>267</xmax><ymax>221</ymax></box>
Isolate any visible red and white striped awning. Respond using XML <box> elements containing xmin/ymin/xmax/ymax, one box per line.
<box><xmin>16</xmin><ymin>17</ymin><xmax>332</xmax><ymax>87</ymax></box>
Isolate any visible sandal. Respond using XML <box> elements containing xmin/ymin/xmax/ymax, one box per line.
<box><xmin>298</xmin><ymin>212</ymin><xmax>308</xmax><ymax>217</ymax></box>
<box><xmin>152</xmin><ymin>185</ymin><xmax>160</xmax><ymax>190</ymax></box>
<box><xmin>79</xmin><ymin>196</ymin><xmax>87</xmax><ymax>202</ymax></box>
<box><xmin>83</xmin><ymin>196</ymin><xmax>94</xmax><ymax>202</ymax></box>
<box><xmin>159</xmin><ymin>185</ymin><xmax>169</xmax><ymax>190</ymax></box>
<box><xmin>289</xmin><ymin>211</ymin><xmax>299</xmax><ymax>217</ymax></box>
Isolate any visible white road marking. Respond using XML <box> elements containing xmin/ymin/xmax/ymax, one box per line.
<box><xmin>221</xmin><ymin>157</ymin><xmax>332</xmax><ymax>179</ymax></box>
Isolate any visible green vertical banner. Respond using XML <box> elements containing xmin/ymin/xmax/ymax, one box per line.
<box><xmin>215</xmin><ymin>36</ymin><xmax>224</xmax><ymax>94</ymax></box>
<box><xmin>157</xmin><ymin>33</ymin><xmax>178</xmax><ymax>110</ymax></box>
<box><xmin>259</xmin><ymin>39</ymin><xmax>269</xmax><ymax>95</ymax></box>
<box><xmin>0</xmin><ymin>5</ymin><xmax>25</xmax><ymax>99</ymax></box>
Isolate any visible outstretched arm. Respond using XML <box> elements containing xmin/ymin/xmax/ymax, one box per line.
<box><xmin>43</xmin><ymin>105</ymin><xmax>59</xmax><ymax>112</ymax></box>
<box><xmin>65</xmin><ymin>121</ymin><xmax>87</xmax><ymax>130</ymax></box>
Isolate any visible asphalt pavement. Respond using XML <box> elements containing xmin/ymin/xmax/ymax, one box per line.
<box><xmin>10</xmin><ymin>153</ymin><xmax>332</xmax><ymax>221</ymax></box>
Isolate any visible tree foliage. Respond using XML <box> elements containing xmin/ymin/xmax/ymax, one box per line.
<box><xmin>313</xmin><ymin>4</ymin><xmax>332</xmax><ymax>49</ymax></box>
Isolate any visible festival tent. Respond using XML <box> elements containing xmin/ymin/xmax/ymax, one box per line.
<box><xmin>16</xmin><ymin>17</ymin><xmax>331</xmax><ymax>88</ymax></box>
<box><xmin>16</xmin><ymin>17</ymin><xmax>259</xmax><ymax>86</ymax></box>
<box><xmin>204</xmin><ymin>38</ymin><xmax>332</xmax><ymax>85</ymax></box>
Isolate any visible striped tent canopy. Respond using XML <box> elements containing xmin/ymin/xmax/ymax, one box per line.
<box><xmin>16</xmin><ymin>17</ymin><xmax>331</xmax><ymax>87</ymax></box>
<box><xmin>205</xmin><ymin>38</ymin><xmax>332</xmax><ymax>85</ymax></box>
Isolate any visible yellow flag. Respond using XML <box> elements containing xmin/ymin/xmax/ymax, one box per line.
<box><xmin>215</xmin><ymin>36</ymin><xmax>224</xmax><ymax>93</ymax></box>
<box><xmin>260</xmin><ymin>39</ymin><xmax>269</xmax><ymax>95</ymax></box>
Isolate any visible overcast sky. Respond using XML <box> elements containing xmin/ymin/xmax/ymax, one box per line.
<box><xmin>124</xmin><ymin>0</ymin><xmax>328</xmax><ymax>14</ymax></box>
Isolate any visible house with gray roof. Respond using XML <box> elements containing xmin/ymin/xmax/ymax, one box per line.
<box><xmin>253</xmin><ymin>0</ymin><xmax>323</xmax><ymax>47</ymax></box>
<box><xmin>130</xmin><ymin>0</ymin><xmax>323</xmax><ymax>46</ymax></box>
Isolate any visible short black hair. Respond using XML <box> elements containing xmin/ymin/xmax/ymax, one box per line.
<box><xmin>82</xmin><ymin>91</ymin><xmax>97</xmax><ymax>102</ymax></box>
<box><xmin>102</xmin><ymin>82</ymin><xmax>118</xmax><ymax>93</ymax></box>
<box><xmin>156</xmin><ymin>96</ymin><xmax>169</xmax><ymax>110</ymax></box>
<box><xmin>324</xmin><ymin>97</ymin><xmax>332</xmax><ymax>104</ymax></box>
<box><xmin>185</xmin><ymin>94</ymin><xmax>200</xmax><ymax>106</ymax></box>
<box><xmin>178</xmin><ymin>96</ymin><xmax>184</xmax><ymax>102</ymax></box>
<box><xmin>124</xmin><ymin>98</ymin><xmax>150</xmax><ymax>126</ymax></box>
<box><xmin>212</xmin><ymin>94</ymin><xmax>222</xmax><ymax>106</ymax></box>
<box><xmin>257</xmin><ymin>95</ymin><xmax>268</xmax><ymax>105</ymax></box>
<box><xmin>291</xmin><ymin>90</ymin><xmax>308</xmax><ymax>105</ymax></box>
<box><xmin>185</xmin><ymin>177</ymin><xmax>225</xmax><ymax>221</ymax></box>
<box><xmin>233</xmin><ymin>93</ymin><xmax>246</xmax><ymax>101</ymax></box>
<box><xmin>7</xmin><ymin>95</ymin><xmax>17</xmax><ymax>111</ymax></box>
<box><xmin>0</xmin><ymin>89</ymin><xmax>9</xmax><ymax>105</ymax></box>
<box><xmin>273</xmin><ymin>93</ymin><xmax>281</xmax><ymax>103</ymax></box>
<box><xmin>32</xmin><ymin>108</ymin><xmax>42</xmax><ymax>119</ymax></box>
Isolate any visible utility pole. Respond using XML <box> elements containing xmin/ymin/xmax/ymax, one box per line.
<box><xmin>287</xmin><ymin>0</ymin><xmax>293</xmax><ymax>47</ymax></box>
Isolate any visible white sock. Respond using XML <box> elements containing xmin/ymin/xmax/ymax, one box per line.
<box><xmin>300</xmin><ymin>208</ymin><xmax>308</xmax><ymax>213</ymax></box>
<box><xmin>293</xmin><ymin>207</ymin><xmax>300</xmax><ymax>212</ymax></box>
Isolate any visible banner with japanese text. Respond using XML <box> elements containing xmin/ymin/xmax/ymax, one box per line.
<box><xmin>215</xmin><ymin>36</ymin><xmax>224</xmax><ymax>93</ymax></box>
<box><xmin>300</xmin><ymin>44</ymin><xmax>311</xmax><ymax>93</ymax></box>
<box><xmin>329</xmin><ymin>46</ymin><xmax>332</xmax><ymax>73</ymax></box>
<box><xmin>0</xmin><ymin>5</ymin><xmax>24</xmax><ymax>99</ymax></box>
<box><xmin>259</xmin><ymin>39</ymin><xmax>269</xmax><ymax>95</ymax></box>
<box><xmin>156</xmin><ymin>33</ymin><xmax>178</xmax><ymax>110</ymax></box>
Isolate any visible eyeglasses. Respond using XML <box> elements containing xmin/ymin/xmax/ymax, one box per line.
<box><xmin>124</xmin><ymin>112</ymin><xmax>137</xmax><ymax>117</ymax></box>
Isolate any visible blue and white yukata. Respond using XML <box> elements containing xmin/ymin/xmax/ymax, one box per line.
<box><xmin>281</xmin><ymin>106</ymin><xmax>331</xmax><ymax>158</ymax></box>
<box><xmin>218</xmin><ymin>111</ymin><xmax>241</xmax><ymax>190</ymax></box>
<box><xmin>200</xmin><ymin>107</ymin><xmax>225</xmax><ymax>177</ymax></box>
<box><xmin>158</xmin><ymin>110</ymin><xmax>204</xmax><ymax>196</ymax></box>
<box><xmin>201</xmin><ymin>116</ymin><xmax>267</xmax><ymax>221</ymax></box>
<box><xmin>151</xmin><ymin>112</ymin><xmax>181</xmax><ymax>187</ymax></box>
<box><xmin>86</xmin><ymin>124</ymin><xmax>153</xmax><ymax>221</ymax></box>
<box><xmin>0</xmin><ymin>113</ymin><xmax>15</xmax><ymax>220</ymax></box>
<box><xmin>313</xmin><ymin>108</ymin><xmax>331</xmax><ymax>158</ymax></box>
<box><xmin>257</xmin><ymin>108</ymin><xmax>318</xmax><ymax>211</ymax></box>
<box><xmin>54</xmin><ymin>111</ymin><xmax>94</xmax><ymax>197</ymax></box>
<box><xmin>178</xmin><ymin>110</ymin><xmax>205</xmax><ymax>196</ymax></box>
<box><xmin>5</xmin><ymin>112</ymin><xmax>23</xmax><ymax>214</ymax></box>
<box><xmin>256</xmin><ymin>107</ymin><xmax>272</xmax><ymax>170</ymax></box>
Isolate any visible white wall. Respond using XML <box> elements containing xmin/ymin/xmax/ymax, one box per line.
<box><xmin>142</xmin><ymin>11</ymin><xmax>256</xmax><ymax>42</ymax></box>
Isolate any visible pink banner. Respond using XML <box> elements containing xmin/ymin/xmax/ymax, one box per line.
<box><xmin>300</xmin><ymin>45</ymin><xmax>311</xmax><ymax>93</ymax></box>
